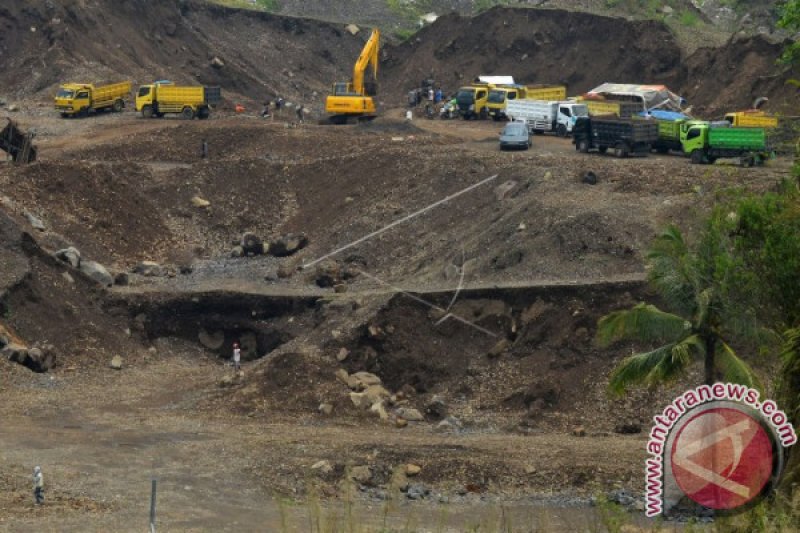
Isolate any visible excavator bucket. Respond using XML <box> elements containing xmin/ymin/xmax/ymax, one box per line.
<box><xmin>1</xmin><ymin>118</ymin><xmax>37</xmax><ymax>164</ymax></box>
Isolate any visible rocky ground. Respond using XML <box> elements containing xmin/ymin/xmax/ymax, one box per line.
<box><xmin>0</xmin><ymin>102</ymin><xmax>789</xmax><ymax>530</ymax></box>
<box><xmin>0</xmin><ymin>2</ymin><xmax>796</xmax><ymax>530</ymax></box>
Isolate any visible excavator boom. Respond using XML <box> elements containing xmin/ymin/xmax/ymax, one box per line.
<box><xmin>351</xmin><ymin>28</ymin><xmax>380</xmax><ymax>96</ymax></box>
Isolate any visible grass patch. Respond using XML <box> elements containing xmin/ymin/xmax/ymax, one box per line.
<box><xmin>679</xmin><ymin>10</ymin><xmax>700</xmax><ymax>27</ymax></box>
<box><xmin>209</xmin><ymin>0</ymin><xmax>280</xmax><ymax>12</ymax></box>
<box><xmin>394</xmin><ymin>28</ymin><xmax>416</xmax><ymax>41</ymax></box>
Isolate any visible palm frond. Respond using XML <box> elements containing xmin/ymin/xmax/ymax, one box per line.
<box><xmin>609</xmin><ymin>344</ymin><xmax>676</xmax><ymax>396</ymax></box>
<box><xmin>596</xmin><ymin>303</ymin><xmax>689</xmax><ymax>347</ymax></box>
<box><xmin>608</xmin><ymin>336</ymin><xmax>702</xmax><ymax>397</ymax></box>
<box><xmin>781</xmin><ymin>327</ymin><xmax>800</xmax><ymax>370</ymax></box>
<box><xmin>652</xmin><ymin>334</ymin><xmax>704</xmax><ymax>384</ymax></box>
<box><xmin>716</xmin><ymin>340</ymin><xmax>762</xmax><ymax>391</ymax></box>
<box><xmin>645</xmin><ymin>226</ymin><xmax>697</xmax><ymax>314</ymax></box>
<box><xmin>779</xmin><ymin>328</ymin><xmax>800</xmax><ymax>420</ymax></box>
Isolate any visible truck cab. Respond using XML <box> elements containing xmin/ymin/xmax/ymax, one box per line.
<box><xmin>487</xmin><ymin>86</ymin><xmax>522</xmax><ymax>120</ymax></box>
<box><xmin>135</xmin><ymin>85</ymin><xmax>156</xmax><ymax>112</ymax></box>
<box><xmin>456</xmin><ymin>83</ymin><xmax>492</xmax><ymax>120</ymax></box>
<box><xmin>55</xmin><ymin>84</ymin><xmax>93</xmax><ymax>116</ymax></box>
<box><xmin>557</xmin><ymin>103</ymin><xmax>588</xmax><ymax>135</ymax></box>
<box><xmin>679</xmin><ymin>121</ymin><xmax>710</xmax><ymax>157</ymax></box>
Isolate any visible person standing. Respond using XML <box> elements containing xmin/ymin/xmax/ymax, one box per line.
<box><xmin>33</xmin><ymin>466</ymin><xmax>44</xmax><ymax>505</ymax></box>
<box><xmin>260</xmin><ymin>100</ymin><xmax>271</xmax><ymax>118</ymax></box>
<box><xmin>232</xmin><ymin>342</ymin><xmax>241</xmax><ymax>371</ymax></box>
<box><xmin>201</xmin><ymin>139</ymin><xmax>208</xmax><ymax>159</ymax></box>
<box><xmin>296</xmin><ymin>104</ymin><xmax>305</xmax><ymax>124</ymax></box>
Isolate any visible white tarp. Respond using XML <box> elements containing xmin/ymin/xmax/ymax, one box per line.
<box><xmin>585</xmin><ymin>83</ymin><xmax>684</xmax><ymax>111</ymax></box>
<box><xmin>478</xmin><ymin>76</ymin><xmax>515</xmax><ymax>85</ymax></box>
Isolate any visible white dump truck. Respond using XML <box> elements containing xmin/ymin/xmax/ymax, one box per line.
<box><xmin>505</xmin><ymin>100</ymin><xmax>588</xmax><ymax>136</ymax></box>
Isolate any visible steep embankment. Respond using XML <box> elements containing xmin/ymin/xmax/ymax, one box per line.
<box><xmin>381</xmin><ymin>8</ymin><xmax>684</xmax><ymax>100</ymax></box>
<box><xmin>0</xmin><ymin>0</ymin><xmax>366</xmax><ymax>104</ymax></box>
<box><xmin>381</xmin><ymin>7</ymin><xmax>799</xmax><ymax>116</ymax></box>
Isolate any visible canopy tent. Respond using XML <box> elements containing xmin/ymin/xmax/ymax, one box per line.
<box><xmin>478</xmin><ymin>76</ymin><xmax>515</xmax><ymax>85</ymax></box>
<box><xmin>585</xmin><ymin>83</ymin><xmax>685</xmax><ymax>112</ymax></box>
<box><xmin>637</xmin><ymin>110</ymin><xmax>689</xmax><ymax>121</ymax></box>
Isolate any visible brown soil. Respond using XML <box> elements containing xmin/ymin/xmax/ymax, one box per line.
<box><xmin>382</xmin><ymin>8</ymin><xmax>684</xmax><ymax>100</ymax></box>
<box><xmin>0</xmin><ymin>0</ymin><xmax>367</xmax><ymax>105</ymax></box>
<box><xmin>0</xmin><ymin>3</ymin><xmax>796</xmax><ymax>530</ymax></box>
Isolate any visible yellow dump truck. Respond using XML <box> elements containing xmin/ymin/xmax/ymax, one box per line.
<box><xmin>54</xmin><ymin>81</ymin><xmax>132</xmax><ymax>117</ymax></box>
<box><xmin>724</xmin><ymin>111</ymin><xmax>778</xmax><ymax>128</ymax></box>
<box><xmin>487</xmin><ymin>85</ymin><xmax>566</xmax><ymax>120</ymax></box>
<box><xmin>582</xmin><ymin>99</ymin><xmax>643</xmax><ymax>118</ymax></box>
<box><xmin>456</xmin><ymin>82</ymin><xmax>495</xmax><ymax>119</ymax></box>
<box><xmin>135</xmin><ymin>82</ymin><xmax>221</xmax><ymax>119</ymax></box>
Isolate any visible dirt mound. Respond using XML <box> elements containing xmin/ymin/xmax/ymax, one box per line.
<box><xmin>381</xmin><ymin>6</ymin><xmax>797</xmax><ymax>116</ymax></box>
<box><xmin>382</xmin><ymin>7</ymin><xmax>684</xmax><ymax>102</ymax></box>
<box><xmin>683</xmin><ymin>34</ymin><xmax>800</xmax><ymax>116</ymax></box>
<box><xmin>0</xmin><ymin>0</ymin><xmax>366</xmax><ymax>104</ymax></box>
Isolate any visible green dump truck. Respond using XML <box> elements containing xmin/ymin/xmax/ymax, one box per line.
<box><xmin>681</xmin><ymin>122</ymin><xmax>769</xmax><ymax>166</ymax></box>
<box><xmin>653</xmin><ymin>119</ymin><xmax>706</xmax><ymax>153</ymax></box>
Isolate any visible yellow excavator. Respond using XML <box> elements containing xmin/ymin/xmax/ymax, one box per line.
<box><xmin>325</xmin><ymin>28</ymin><xmax>379</xmax><ymax>124</ymax></box>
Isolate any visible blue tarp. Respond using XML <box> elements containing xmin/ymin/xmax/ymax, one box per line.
<box><xmin>639</xmin><ymin>110</ymin><xmax>688</xmax><ymax>121</ymax></box>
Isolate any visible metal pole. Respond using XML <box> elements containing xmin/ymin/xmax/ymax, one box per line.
<box><xmin>149</xmin><ymin>479</ymin><xmax>157</xmax><ymax>533</ymax></box>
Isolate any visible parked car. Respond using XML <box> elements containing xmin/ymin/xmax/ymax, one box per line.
<box><xmin>499</xmin><ymin>121</ymin><xmax>531</xmax><ymax>150</ymax></box>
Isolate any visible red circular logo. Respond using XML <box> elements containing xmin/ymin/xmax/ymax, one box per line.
<box><xmin>671</xmin><ymin>407</ymin><xmax>773</xmax><ymax>510</ymax></box>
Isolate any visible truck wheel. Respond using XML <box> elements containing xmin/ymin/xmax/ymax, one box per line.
<box><xmin>556</xmin><ymin>124</ymin><xmax>567</xmax><ymax>137</ymax></box>
<box><xmin>598</xmin><ymin>146</ymin><xmax>608</xmax><ymax>154</ymax></box>
<box><xmin>112</xmin><ymin>99</ymin><xmax>123</xmax><ymax>113</ymax></box>
<box><xmin>741</xmin><ymin>156</ymin><xmax>755</xmax><ymax>168</ymax></box>
<box><xmin>614</xmin><ymin>143</ymin><xmax>629</xmax><ymax>158</ymax></box>
<box><xmin>181</xmin><ymin>107</ymin><xmax>195</xmax><ymax>120</ymax></box>
<box><xmin>656</xmin><ymin>146</ymin><xmax>669</xmax><ymax>154</ymax></box>
<box><xmin>578</xmin><ymin>140</ymin><xmax>589</xmax><ymax>153</ymax></box>
<box><xmin>690</xmin><ymin>149</ymin><xmax>704</xmax><ymax>164</ymax></box>
<box><xmin>142</xmin><ymin>105</ymin><xmax>154</xmax><ymax>119</ymax></box>
<box><xmin>479</xmin><ymin>107</ymin><xmax>488</xmax><ymax>120</ymax></box>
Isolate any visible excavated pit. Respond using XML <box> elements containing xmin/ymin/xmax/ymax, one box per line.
<box><xmin>116</xmin><ymin>291</ymin><xmax>319</xmax><ymax>361</ymax></box>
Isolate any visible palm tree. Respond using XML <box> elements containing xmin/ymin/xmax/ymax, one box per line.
<box><xmin>778</xmin><ymin>327</ymin><xmax>800</xmax><ymax>488</ymax></box>
<box><xmin>597</xmin><ymin>225</ymin><xmax>761</xmax><ymax>396</ymax></box>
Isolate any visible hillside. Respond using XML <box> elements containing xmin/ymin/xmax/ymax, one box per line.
<box><xmin>381</xmin><ymin>7</ymin><xmax>799</xmax><ymax>116</ymax></box>
<box><xmin>0</xmin><ymin>0</ymin><xmax>367</xmax><ymax>104</ymax></box>
<box><xmin>211</xmin><ymin>0</ymin><xmax>785</xmax><ymax>50</ymax></box>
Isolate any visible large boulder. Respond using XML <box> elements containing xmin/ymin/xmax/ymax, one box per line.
<box><xmin>396</xmin><ymin>407</ymin><xmax>425</xmax><ymax>422</ymax></box>
<box><xmin>24</xmin><ymin>211</ymin><xmax>46</xmax><ymax>231</ymax></box>
<box><xmin>133</xmin><ymin>261</ymin><xmax>164</xmax><ymax>277</ymax></box>
<box><xmin>3</xmin><ymin>343</ymin><xmax>56</xmax><ymax>372</ymax></box>
<box><xmin>349</xmin><ymin>385</ymin><xmax>390</xmax><ymax>409</ymax></box>
<box><xmin>269</xmin><ymin>233</ymin><xmax>308</xmax><ymax>257</ymax></box>
<box><xmin>349</xmin><ymin>371</ymin><xmax>382</xmax><ymax>391</ymax></box>
<box><xmin>80</xmin><ymin>260</ymin><xmax>113</xmax><ymax>286</ymax></box>
<box><xmin>198</xmin><ymin>329</ymin><xmax>225</xmax><ymax>351</ymax></box>
<box><xmin>54</xmin><ymin>247</ymin><xmax>81</xmax><ymax>268</ymax></box>
<box><xmin>240</xmin><ymin>232</ymin><xmax>265</xmax><ymax>256</ymax></box>
<box><xmin>314</xmin><ymin>260</ymin><xmax>342</xmax><ymax>288</ymax></box>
